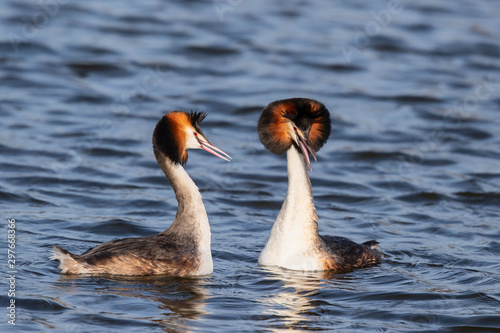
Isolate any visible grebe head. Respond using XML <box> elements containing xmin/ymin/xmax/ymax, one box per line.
<box><xmin>153</xmin><ymin>111</ymin><xmax>231</xmax><ymax>164</ymax></box>
<box><xmin>258</xmin><ymin>98</ymin><xmax>331</xmax><ymax>170</ymax></box>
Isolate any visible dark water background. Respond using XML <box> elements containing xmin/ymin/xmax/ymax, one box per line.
<box><xmin>1</xmin><ymin>0</ymin><xmax>500</xmax><ymax>332</ymax></box>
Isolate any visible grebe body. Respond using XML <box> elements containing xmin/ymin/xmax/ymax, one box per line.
<box><xmin>51</xmin><ymin>111</ymin><xmax>230</xmax><ymax>276</ymax></box>
<box><xmin>257</xmin><ymin>98</ymin><xmax>381</xmax><ymax>271</ymax></box>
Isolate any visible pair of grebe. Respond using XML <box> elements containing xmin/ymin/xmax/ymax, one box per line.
<box><xmin>52</xmin><ymin>98</ymin><xmax>381</xmax><ymax>276</ymax></box>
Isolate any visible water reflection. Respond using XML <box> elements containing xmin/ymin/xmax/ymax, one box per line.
<box><xmin>259</xmin><ymin>267</ymin><xmax>340</xmax><ymax>331</ymax></box>
<box><xmin>2</xmin><ymin>0</ymin><xmax>500</xmax><ymax>330</ymax></box>
<box><xmin>53</xmin><ymin>275</ymin><xmax>209</xmax><ymax>332</ymax></box>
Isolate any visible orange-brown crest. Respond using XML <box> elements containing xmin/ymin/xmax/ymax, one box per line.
<box><xmin>258</xmin><ymin>98</ymin><xmax>331</xmax><ymax>155</ymax></box>
<box><xmin>308</xmin><ymin>113</ymin><xmax>331</xmax><ymax>152</ymax></box>
<box><xmin>153</xmin><ymin>111</ymin><xmax>207</xmax><ymax>164</ymax></box>
<box><xmin>168</xmin><ymin>112</ymin><xmax>190</xmax><ymax>161</ymax></box>
<box><xmin>269</xmin><ymin>102</ymin><xmax>296</xmax><ymax>150</ymax></box>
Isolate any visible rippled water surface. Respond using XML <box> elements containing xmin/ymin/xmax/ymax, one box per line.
<box><xmin>1</xmin><ymin>0</ymin><xmax>500</xmax><ymax>332</ymax></box>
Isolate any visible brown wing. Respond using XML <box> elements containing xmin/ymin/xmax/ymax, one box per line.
<box><xmin>73</xmin><ymin>233</ymin><xmax>200</xmax><ymax>276</ymax></box>
<box><xmin>320</xmin><ymin>235</ymin><xmax>382</xmax><ymax>270</ymax></box>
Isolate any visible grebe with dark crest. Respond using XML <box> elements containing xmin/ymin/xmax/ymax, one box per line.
<box><xmin>51</xmin><ymin>111</ymin><xmax>231</xmax><ymax>276</ymax></box>
<box><xmin>257</xmin><ymin>98</ymin><xmax>382</xmax><ymax>271</ymax></box>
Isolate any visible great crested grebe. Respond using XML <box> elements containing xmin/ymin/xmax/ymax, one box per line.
<box><xmin>51</xmin><ymin>111</ymin><xmax>230</xmax><ymax>276</ymax></box>
<box><xmin>257</xmin><ymin>98</ymin><xmax>382</xmax><ymax>271</ymax></box>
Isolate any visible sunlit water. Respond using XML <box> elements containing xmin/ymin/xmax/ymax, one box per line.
<box><xmin>1</xmin><ymin>0</ymin><xmax>500</xmax><ymax>332</ymax></box>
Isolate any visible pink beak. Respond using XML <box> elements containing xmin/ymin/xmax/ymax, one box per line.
<box><xmin>197</xmin><ymin>138</ymin><xmax>231</xmax><ymax>162</ymax></box>
<box><xmin>296</xmin><ymin>134</ymin><xmax>316</xmax><ymax>171</ymax></box>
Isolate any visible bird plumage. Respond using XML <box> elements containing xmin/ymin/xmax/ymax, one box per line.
<box><xmin>51</xmin><ymin>111</ymin><xmax>229</xmax><ymax>276</ymax></box>
<box><xmin>257</xmin><ymin>98</ymin><xmax>382</xmax><ymax>271</ymax></box>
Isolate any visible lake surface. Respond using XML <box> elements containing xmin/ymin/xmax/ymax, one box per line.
<box><xmin>1</xmin><ymin>0</ymin><xmax>500</xmax><ymax>332</ymax></box>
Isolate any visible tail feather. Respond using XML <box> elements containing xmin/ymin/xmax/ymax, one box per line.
<box><xmin>363</xmin><ymin>240</ymin><xmax>378</xmax><ymax>248</ymax></box>
<box><xmin>363</xmin><ymin>240</ymin><xmax>382</xmax><ymax>253</ymax></box>
<box><xmin>51</xmin><ymin>245</ymin><xmax>89</xmax><ymax>274</ymax></box>
<box><xmin>50</xmin><ymin>245</ymin><xmax>72</xmax><ymax>260</ymax></box>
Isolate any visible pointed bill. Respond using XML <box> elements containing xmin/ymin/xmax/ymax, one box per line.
<box><xmin>303</xmin><ymin>139</ymin><xmax>317</xmax><ymax>162</ymax></box>
<box><xmin>297</xmin><ymin>137</ymin><xmax>313</xmax><ymax>171</ymax></box>
<box><xmin>199</xmin><ymin>139</ymin><xmax>231</xmax><ymax>162</ymax></box>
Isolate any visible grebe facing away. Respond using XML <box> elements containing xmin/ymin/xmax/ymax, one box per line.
<box><xmin>257</xmin><ymin>98</ymin><xmax>382</xmax><ymax>271</ymax></box>
<box><xmin>51</xmin><ymin>111</ymin><xmax>230</xmax><ymax>276</ymax></box>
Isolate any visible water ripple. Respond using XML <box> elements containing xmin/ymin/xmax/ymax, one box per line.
<box><xmin>1</xmin><ymin>0</ymin><xmax>499</xmax><ymax>332</ymax></box>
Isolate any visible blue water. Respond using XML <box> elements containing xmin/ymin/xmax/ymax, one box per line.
<box><xmin>1</xmin><ymin>0</ymin><xmax>500</xmax><ymax>332</ymax></box>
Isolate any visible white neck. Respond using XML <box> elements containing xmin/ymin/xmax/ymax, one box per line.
<box><xmin>258</xmin><ymin>147</ymin><xmax>320</xmax><ymax>269</ymax></box>
<box><xmin>278</xmin><ymin>147</ymin><xmax>318</xmax><ymax>234</ymax></box>
<box><xmin>158</xmin><ymin>155</ymin><xmax>211</xmax><ymax>255</ymax></box>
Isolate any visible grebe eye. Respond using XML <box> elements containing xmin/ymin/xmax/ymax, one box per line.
<box><xmin>293</xmin><ymin>127</ymin><xmax>297</xmax><ymax>131</ymax></box>
<box><xmin>193</xmin><ymin>132</ymin><xmax>197</xmax><ymax>136</ymax></box>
